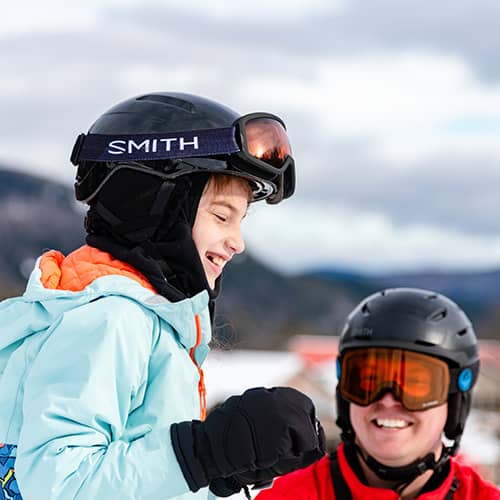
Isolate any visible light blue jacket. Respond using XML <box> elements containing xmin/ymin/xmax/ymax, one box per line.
<box><xmin>0</xmin><ymin>252</ymin><xmax>214</xmax><ymax>499</ymax></box>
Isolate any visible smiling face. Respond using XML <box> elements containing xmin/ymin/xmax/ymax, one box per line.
<box><xmin>350</xmin><ymin>392</ymin><xmax>447</xmax><ymax>468</ymax></box>
<box><xmin>192</xmin><ymin>175</ymin><xmax>251</xmax><ymax>289</ymax></box>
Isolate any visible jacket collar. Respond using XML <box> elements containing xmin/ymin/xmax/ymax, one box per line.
<box><xmin>22</xmin><ymin>246</ymin><xmax>211</xmax><ymax>354</ymax></box>
<box><xmin>337</xmin><ymin>442</ymin><xmax>457</xmax><ymax>499</ymax></box>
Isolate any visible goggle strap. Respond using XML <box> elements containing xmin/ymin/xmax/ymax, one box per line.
<box><xmin>71</xmin><ymin>128</ymin><xmax>240</xmax><ymax>164</ymax></box>
<box><xmin>448</xmin><ymin>367</ymin><xmax>461</xmax><ymax>393</ymax></box>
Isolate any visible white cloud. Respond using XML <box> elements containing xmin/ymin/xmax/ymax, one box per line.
<box><xmin>2</xmin><ymin>2</ymin><xmax>98</xmax><ymax>36</ymax></box>
<box><xmin>244</xmin><ymin>199</ymin><xmax>500</xmax><ymax>273</ymax></box>
<box><xmin>239</xmin><ymin>51</ymin><xmax>500</xmax><ymax>165</ymax></box>
<box><xmin>3</xmin><ymin>2</ymin><xmax>500</xmax><ymax>273</ymax></box>
<box><xmin>141</xmin><ymin>0</ymin><xmax>344</xmax><ymax>21</ymax></box>
<box><xmin>1</xmin><ymin>0</ymin><xmax>342</xmax><ymax>38</ymax></box>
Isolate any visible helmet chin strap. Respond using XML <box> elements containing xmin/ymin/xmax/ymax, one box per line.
<box><xmin>354</xmin><ymin>440</ymin><xmax>453</xmax><ymax>484</ymax></box>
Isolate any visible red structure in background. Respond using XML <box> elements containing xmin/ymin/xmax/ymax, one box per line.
<box><xmin>288</xmin><ymin>335</ymin><xmax>339</xmax><ymax>367</ymax></box>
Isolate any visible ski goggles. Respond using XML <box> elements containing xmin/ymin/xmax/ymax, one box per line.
<box><xmin>338</xmin><ymin>348</ymin><xmax>450</xmax><ymax>411</ymax></box>
<box><xmin>70</xmin><ymin>112</ymin><xmax>293</xmax><ymax>179</ymax></box>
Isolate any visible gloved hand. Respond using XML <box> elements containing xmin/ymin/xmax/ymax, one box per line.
<box><xmin>208</xmin><ymin>443</ymin><xmax>325</xmax><ymax>498</ymax></box>
<box><xmin>170</xmin><ymin>386</ymin><xmax>326</xmax><ymax>493</ymax></box>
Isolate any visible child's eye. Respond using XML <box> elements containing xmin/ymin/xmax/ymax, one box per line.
<box><xmin>214</xmin><ymin>213</ymin><xmax>227</xmax><ymax>222</ymax></box>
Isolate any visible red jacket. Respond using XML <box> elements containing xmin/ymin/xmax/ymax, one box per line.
<box><xmin>256</xmin><ymin>443</ymin><xmax>500</xmax><ymax>499</ymax></box>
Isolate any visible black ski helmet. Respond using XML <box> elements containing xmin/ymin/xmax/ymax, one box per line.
<box><xmin>336</xmin><ymin>287</ymin><xmax>480</xmax><ymax>450</ymax></box>
<box><xmin>71</xmin><ymin>92</ymin><xmax>295</xmax><ymax>206</ymax></box>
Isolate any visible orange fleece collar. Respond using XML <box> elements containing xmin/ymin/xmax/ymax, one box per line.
<box><xmin>38</xmin><ymin>245</ymin><xmax>156</xmax><ymax>293</ymax></box>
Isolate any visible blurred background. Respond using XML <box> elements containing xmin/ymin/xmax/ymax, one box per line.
<box><xmin>1</xmin><ymin>0</ymin><xmax>499</xmax><ymax>487</ymax></box>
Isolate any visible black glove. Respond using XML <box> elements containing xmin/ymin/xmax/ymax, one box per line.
<box><xmin>208</xmin><ymin>422</ymin><xmax>326</xmax><ymax>497</ymax></box>
<box><xmin>170</xmin><ymin>386</ymin><xmax>326</xmax><ymax>493</ymax></box>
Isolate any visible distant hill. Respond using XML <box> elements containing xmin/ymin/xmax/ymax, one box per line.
<box><xmin>216</xmin><ymin>254</ymin><xmax>373</xmax><ymax>349</ymax></box>
<box><xmin>0</xmin><ymin>166</ymin><xmax>85</xmax><ymax>294</ymax></box>
<box><xmin>310</xmin><ymin>268</ymin><xmax>497</xmax><ymax>328</ymax></box>
<box><xmin>1</xmin><ymin>165</ymin><xmax>499</xmax><ymax>347</ymax></box>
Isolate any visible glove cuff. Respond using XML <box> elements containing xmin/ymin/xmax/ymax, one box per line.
<box><xmin>170</xmin><ymin>421</ymin><xmax>209</xmax><ymax>492</ymax></box>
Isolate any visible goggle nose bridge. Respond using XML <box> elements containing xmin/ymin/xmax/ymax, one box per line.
<box><xmin>369</xmin><ymin>381</ymin><xmax>405</xmax><ymax>405</ymax></box>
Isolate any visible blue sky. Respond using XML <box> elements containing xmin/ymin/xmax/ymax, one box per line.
<box><xmin>2</xmin><ymin>0</ymin><xmax>500</xmax><ymax>273</ymax></box>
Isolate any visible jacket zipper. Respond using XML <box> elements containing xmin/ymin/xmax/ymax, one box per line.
<box><xmin>189</xmin><ymin>314</ymin><xmax>207</xmax><ymax>420</ymax></box>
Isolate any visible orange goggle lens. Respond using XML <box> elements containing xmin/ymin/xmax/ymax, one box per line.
<box><xmin>340</xmin><ymin>348</ymin><xmax>450</xmax><ymax>411</ymax></box>
<box><xmin>243</xmin><ymin>117</ymin><xmax>292</xmax><ymax>168</ymax></box>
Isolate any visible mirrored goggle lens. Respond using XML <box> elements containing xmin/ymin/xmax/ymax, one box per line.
<box><xmin>244</xmin><ymin>118</ymin><xmax>292</xmax><ymax>168</ymax></box>
<box><xmin>340</xmin><ymin>348</ymin><xmax>450</xmax><ymax>411</ymax></box>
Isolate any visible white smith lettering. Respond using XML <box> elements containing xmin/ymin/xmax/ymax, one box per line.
<box><xmin>108</xmin><ymin>136</ymin><xmax>199</xmax><ymax>155</ymax></box>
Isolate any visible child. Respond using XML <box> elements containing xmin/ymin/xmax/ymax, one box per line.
<box><xmin>0</xmin><ymin>92</ymin><xmax>324</xmax><ymax>499</ymax></box>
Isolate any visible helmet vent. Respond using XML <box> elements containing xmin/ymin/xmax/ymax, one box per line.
<box><xmin>457</xmin><ymin>328</ymin><xmax>468</xmax><ymax>336</ymax></box>
<box><xmin>426</xmin><ymin>294</ymin><xmax>438</xmax><ymax>300</ymax></box>
<box><xmin>414</xmin><ymin>339</ymin><xmax>435</xmax><ymax>347</ymax></box>
<box><xmin>428</xmin><ymin>308</ymin><xmax>447</xmax><ymax>322</ymax></box>
<box><xmin>361</xmin><ymin>303</ymin><xmax>371</xmax><ymax>315</ymax></box>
